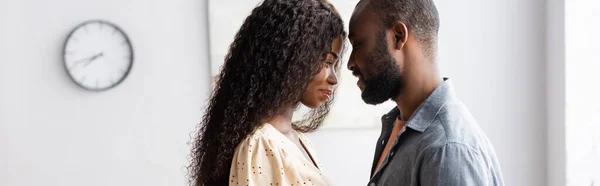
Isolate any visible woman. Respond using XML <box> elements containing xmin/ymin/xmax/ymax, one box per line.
<box><xmin>188</xmin><ymin>0</ymin><xmax>346</xmax><ymax>185</ymax></box>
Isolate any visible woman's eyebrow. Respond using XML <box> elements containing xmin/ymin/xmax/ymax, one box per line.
<box><xmin>327</xmin><ymin>52</ymin><xmax>339</xmax><ymax>60</ymax></box>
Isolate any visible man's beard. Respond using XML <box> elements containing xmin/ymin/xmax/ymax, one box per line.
<box><xmin>360</xmin><ymin>31</ymin><xmax>406</xmax><ymax>105</ymax></box>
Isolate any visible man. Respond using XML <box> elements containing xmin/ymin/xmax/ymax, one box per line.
<box><xmin>347</xmin><ymin>0</ymin><xmax>504</xmax><ymax>185</ymax></box>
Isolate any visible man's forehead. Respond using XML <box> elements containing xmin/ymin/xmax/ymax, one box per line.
<box><xmin>350</xmin><ymin>0</ymin><xmax>377</xmax><ymax>36</ymax></box>
<box><xmin>352</xmin><ymin>0</ymin><xmax>372</xmax><ymax>20</ymax></box>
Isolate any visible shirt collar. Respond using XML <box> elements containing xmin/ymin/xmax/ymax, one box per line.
<box><xmin>381</xmin><ymin>77</ymin><xmax>455</xmax><ymax>132</ymax></box>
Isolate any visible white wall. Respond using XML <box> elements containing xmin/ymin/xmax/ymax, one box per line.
<box><xmin>1</xmin><ymin>1</ymin><xmax>548</xmax><ymax>186</ymax></box>
<box><xmin>310</xmin><ymin>0</ymin><xmax>548</xmax><ymax>186</ymax></box>
<box><xmin>0</xmin><ymin>0</ymin><xmax>210</xmax><ymax>185</ymax></box>
<box><xmin>546</xmin><ymin>0</ymin><xmax>566</xmax><ymax>185</ymax></box>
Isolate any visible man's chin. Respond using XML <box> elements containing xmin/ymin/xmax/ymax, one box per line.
<box><xmin>361</xmin><ymin>90</ymin><xmax>390</xmax><ymax>105</ymax></box>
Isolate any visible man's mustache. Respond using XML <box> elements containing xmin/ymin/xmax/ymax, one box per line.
<box><xmin>352</xmin><ymin>68</ymin><xmax>361</xmax><ymax>77</ymax></box>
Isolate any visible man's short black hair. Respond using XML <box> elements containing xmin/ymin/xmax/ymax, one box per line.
<box><xmin>369</xmin><ymin>0</ymin><xmax>440</xmax><ymax>57</ymax></box>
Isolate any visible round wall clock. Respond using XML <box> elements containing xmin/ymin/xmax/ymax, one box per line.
<box><xmin>63</xmin><ymin>20</ymin><xmax>134</xmax><ymax>91</ymax></box>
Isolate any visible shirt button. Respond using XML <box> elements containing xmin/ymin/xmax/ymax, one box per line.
<box><xmin>390</xmin><ymin>152</ymin><xmax>395</xmax><ymax>156</ymax></box>
<box><xmin>369</xmin><ymin>183</ymin><xmax>376</xmax><ymax>186</ymax></box>
<box><xmin>381</xmin><ymin>140</ymin><xmax>385</xmax><ymax>145</ymax></box>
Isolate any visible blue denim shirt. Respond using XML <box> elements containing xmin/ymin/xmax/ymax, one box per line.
<box><xmin>368</xmin><ymin>78</ymin><xmax>504</xmax><ymax>186</ymax></box>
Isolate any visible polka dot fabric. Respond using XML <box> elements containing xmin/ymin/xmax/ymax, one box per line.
<box><xmin>229</xmin><ymin>124</ymin><xmax>332</xmax><ymax>186</ymax></box>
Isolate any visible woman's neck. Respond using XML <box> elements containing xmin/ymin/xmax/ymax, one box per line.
<box><xmin>266</xmin><ymin>106</ymin><xmax>296</xmax><ymax>135</ymax></box>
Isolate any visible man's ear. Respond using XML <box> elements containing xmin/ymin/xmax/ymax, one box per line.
<box><xmin>392</xmin><ymin>21</ymin><xmax>408</xmax><ymax>50</ymax></box>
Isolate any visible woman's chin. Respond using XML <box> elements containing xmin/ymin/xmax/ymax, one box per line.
<box><xmin>301</xmin><ymin>102</ymin><xmax>320</xmax><ymax>109</ymax></box>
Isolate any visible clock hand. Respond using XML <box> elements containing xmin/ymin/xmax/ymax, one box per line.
<box><xmin>69</xmin><ymin>53</ymin><xmax>103</xmax><ymax>69</ymax></box>
<box><xmin>89</xmin><ymin>52</ymin><xmax>104</xmax><ymax>61</ymax></box>
<box><xmin>83</xmin><ymin>52</ymin><xmax>104</xmax><ymax>67</ymax></box>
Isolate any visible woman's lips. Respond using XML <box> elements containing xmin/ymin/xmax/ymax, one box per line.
<box><xmin>319</xmin><ymin>89</ymin><xmax>333</xmax><ymax>100</ymax></box>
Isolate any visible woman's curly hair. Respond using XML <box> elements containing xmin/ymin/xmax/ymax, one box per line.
<box><xmin>188</xmin><ymin>0</ymin><xmax>346</xmax><ymax>185</ymax></box>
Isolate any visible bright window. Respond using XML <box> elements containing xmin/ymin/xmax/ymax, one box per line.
<box><xmin>565</xmin><ymin>0</ymin><xmax>600</xmax><ymax>185</ymax></box>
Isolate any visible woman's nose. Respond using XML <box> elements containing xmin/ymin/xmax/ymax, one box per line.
<box><xmin>327</xmin><ymin>69</ymin><xmax>338</xmax><ymax>85</ymax></box>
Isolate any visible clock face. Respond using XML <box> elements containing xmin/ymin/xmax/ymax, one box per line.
<box><xmin>63</xmin><ymin>20</ymin><xmax>133</xmax><ymax>91</ymax></box>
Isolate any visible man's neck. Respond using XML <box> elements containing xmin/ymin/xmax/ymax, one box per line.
<box><xmin>394</xmin><ymin>74</ymin><xmax>442</xmax><ymax>121</ymax></box>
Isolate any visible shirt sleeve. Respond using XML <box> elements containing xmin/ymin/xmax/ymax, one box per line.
<box><xmin>229</xmin><ymin>134</ymin><xmax>303</xmax><ymax>186</ymax></box>
<box><xmin>419</xmin><ymin>143</ymin><xmax>491</xmax><ymax>186</ymax></box>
